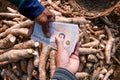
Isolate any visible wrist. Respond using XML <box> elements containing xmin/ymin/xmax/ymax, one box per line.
<box><xmin>52</xmin><ymin>68</ymin><xmax>77</xmax><ymax>80</ymax></box>
<box><xmin>57</xmin><ymin>66</ymin><xmax>75</xmax><ymax>75</ymax></box>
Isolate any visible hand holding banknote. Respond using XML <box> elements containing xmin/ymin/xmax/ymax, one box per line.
<box><xmin>31</xmin><ymin>22</ymin><xmax>79</xmax><ymax>55</ymax></box>
<box><xmin>55</xmin><ymin>35</ymin><xmax>80</xmax><ymax>74</ymax></box>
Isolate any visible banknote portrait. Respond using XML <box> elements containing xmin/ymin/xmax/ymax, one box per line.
<box><xmin>58</xmin><ymin>33</ymin><xmax>65</xmax><ymax>39</ymax></box>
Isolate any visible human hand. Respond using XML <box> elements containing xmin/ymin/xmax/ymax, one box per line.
<box><xmin>36</xmin><ymin>8</ymin><xmax>55</xmax><ymax>37</ymax></box>
<box><xmin>55</xmin><ymin>36</ymin><xmax>80</xmax><ymax>74</ymax></box>
<box><xmin>28</xmin><ymin>8</ymin><xmax>55</xmax><ymax>37</ymax></box>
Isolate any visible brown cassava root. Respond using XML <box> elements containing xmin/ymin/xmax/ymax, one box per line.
<box><xmin>39</xmin><ymin>44</ymin><xmax>50</xmax><ymax>80</ymax></box>
<box><xmin>79</xmin><ymin>48</ymin><xmax>101</xmax><ymax>55</ymax></box>
<box><xmin>104</xmin><ymin>25</ymin><xmax>115</xmax><ymax>64</ymax></box>
<box><xmin>0</xmin><ymin>49</ymin><xmax>34</xmax><ymax>62</ymax></box>
<box><xmin>75</xmin><ymin>72</ymin><xmax>89</xmax><ymax>79</ymax></box>
<box><xmin>12</xmin><ymin>40</ymin><xmax>39</xmax><ymax>49</ymax></box>
<box><xmin>50</xmin><ymin>50</ymin><xmax>56</xmax><ymax>78</ymax></box>
<box><xmin>0</xmin><ymin>34</ymin><xmax>16</xmax><ymax>49</ymax></box>
<box><xmin>0</xmin><ymin>28</ymin><xmax>29</xmax><ymax>38</ymax></box>
<box><xmin>0</xmin><ymin>1</ymin><xmax>119</xmax><ymax>79</ymax></box>
<box><xmin>55</xmin><ymin>16</ymin><xmax>91</xmax><ymax>24</ymax></box>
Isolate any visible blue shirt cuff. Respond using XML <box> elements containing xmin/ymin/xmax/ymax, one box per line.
<box><xmin>19</xmin><ymin>0</ymin><xmax>45</xmax><ymax>20</ymax></box>
<box><xmin>52</xmin><ymin>68</ymin><xmax>77</xmax><ymax>80</ymax></box>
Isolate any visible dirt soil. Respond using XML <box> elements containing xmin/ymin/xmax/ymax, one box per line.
<box><xmin>76</xmin><ymin>0</ymin><xmax>119</xmax><ymax>12</ymax></box>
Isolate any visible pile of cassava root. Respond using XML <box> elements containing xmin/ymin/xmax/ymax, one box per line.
<box><xmin>0</xmin><ymin>0</ymin><xmax>120</xmax><ymax>80</ymax></box>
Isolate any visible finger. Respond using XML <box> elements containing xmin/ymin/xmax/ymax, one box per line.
<box><xmin>42</xmin><ymin>24</ymin><xmax>51</xmax><ymax>37</ymax></box>
<box><xmin>28</xmin><ymin>25</ymin><xmax>34</xmax><ymax>37</ymax></box>
<box><xmin>73</xmin><ymin>42</ymin><xmax>80</xmax><ymax>56</ymax></box>
<box><xmin>47</xmin><ymin>12</ymin><xmax>55</xmax><ymax>22</ymax></box>
<box><xmin>49</xmin><ymin>13</ymin><xmax>55</xmax><ymax>22</ymax></box>
<box><xmin>39</xmin><ymin>15</ymin><xmax>51</xmax><ymax>37</ymax></box>
<box><xmin>55</xmin><ymin>36</ymin><xmax>64</xmax><ymax>51</ymax></box>
<box><xmin>46</xmin><ymin>8</ymin><xmax>55</xmax><ymax>22</ymax></box>
<box><xmin>52</xmin><ymin>14</ymin><xmax>55</xmax><ymax>21</ymax></box>
<box><xmin>49</xmin><ymin>15</ymin><xmax>55</xmax><ymax>22</ymax></box>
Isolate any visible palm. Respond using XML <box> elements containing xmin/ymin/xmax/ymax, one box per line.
<box><xmin>68</xmin><ymin>54</ymin><xmax>79</xmax><ymax>74</ymax></box>
<box><xmin>55</xmin><ymin>36</ymin><xmax>80</xmax><ymax>74</ymax></box>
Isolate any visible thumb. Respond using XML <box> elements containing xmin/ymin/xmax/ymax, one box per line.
<box><xmin>73</xmin><ymin>42</ymin><xmax>80</xmax><ymax>56</ymax></box>
<box><xmin>55</xmin><ymin>36</ymin><xmax>64</xmax><ymax>51</ymax></box>
<box><xmin>41</xmin><ymin>24</ymin><xmax>50</xmax><ymax>37</ymax></box>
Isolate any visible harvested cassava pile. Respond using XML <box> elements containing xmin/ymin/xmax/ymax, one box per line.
<box><xmin>0</xmin><ymin>0</ymin><xmax>120</xmax><ymax>80</ymax></box>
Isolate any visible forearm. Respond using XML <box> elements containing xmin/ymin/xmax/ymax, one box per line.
<box><xmin>51</xmin><ymin>68</ymin><xmax>77</xmax><ymax>80</ymax></box>
<box><xmin>7</xmin><ymin>0</ymin><xmax>45</xmax><ymax>20</ymax></box>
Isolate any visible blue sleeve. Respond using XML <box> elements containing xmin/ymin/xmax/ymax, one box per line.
<box><xmin>8</xmin><ymin>0</ymin><xmax>45</xmax><ymax>20</ymax></box>
<box><xmin>51</xmin><ymin>68</ymin><xmax>77</xmax><ymax>80</ymax></box>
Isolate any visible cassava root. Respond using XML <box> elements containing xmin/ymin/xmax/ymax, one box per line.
<box><xmin>0</xmin><ymin>1</ymin><xmax>119</xmax><ymax>80</ymax></box>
